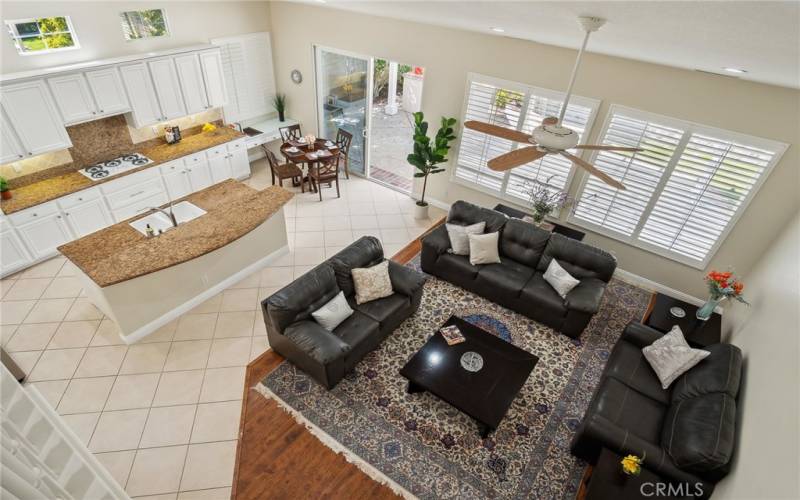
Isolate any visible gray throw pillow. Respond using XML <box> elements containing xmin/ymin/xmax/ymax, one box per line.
<box><xmin>543</xmin><ymin>259</ymin><xmax>580</xmax><ymax>298</ymax></box>
<box><xmin>643</xmin><ymin>326</ymin><xmax>710</xmax><ymax>389</ymax></box>
<box><xmin>311</xmin><ymin>291</ymin><xmax>354</xmax><ymax>330</ymax></box>
<box><xmin>468</xmin><ymin>232</ymin><xmax>501</xmax><ymax>265</ymax></box>
<box><xmin>351</xmin><ymin>260</ymin><xmax>394</xmax><ymax>304</ymax></box>
<box><xmin>446</xmin><ymin>221</ymin><xmax>486</xmax><ymax>255</ymax></box>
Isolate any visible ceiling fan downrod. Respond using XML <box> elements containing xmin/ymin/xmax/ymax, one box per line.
<box><xmin>558</xmin><ymin>16</ymin><xmax>606</xmax><ymax>124</ymax></box>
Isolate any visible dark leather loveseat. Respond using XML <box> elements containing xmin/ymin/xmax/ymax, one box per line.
<box><xmin>421</xmin><ymin>200</ymin><xmax>617</xmax><ymax>338</ymax></box>
<box><xmin>263</xmin><ymin>236</ymin><xmax>426</xmax><ymax>389</ymax></box>
<box><xmin>571</xmin><ymin>322</ymin><xmax>743</xmax><ymax>498</ymax></box>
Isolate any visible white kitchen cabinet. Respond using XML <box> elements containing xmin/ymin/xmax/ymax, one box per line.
<box><xmin>207</xmin><ymin>146</ymin><xmax>232</xmax><ymax>184</ymax></box>
<box><xmin>199</xmin><ymin>50</ymin><xmax>227</xmax><ymax>108</ymax></box>
<box><xmin>183</xmin><ymin>154</ymin><xmax>213</xmax><ymax>192</ymax></box>
<box><xmin>0</xmin><ymin>80</ymin><xmax>72</xmax><ymax>156</ymax></box>
<box><xmin>148</xmin><ymin>58</ymin><xmax>186</xmax><ymax>120</ymax></box>
<box><xmin>13</xmin><ymin>210</ymin><xmax>73</xmax><ymax>260</ymax></box>
<box><xmin>227</xmin><ymin>140</ymin><xmax>251</xmax><ymax>179</ymax></box>
<box><xmin>85</xmin><ymin>67</ymin><xmax>130</xmax><ymax>116</ymax></box>
<box><xmin>174</xmin><ymin>54</ymin><xmax>209</xmax><ymax>115</ymax></box>
<box><xmin>1</xmin><ymin>227</ymin><xmax>32</xmax><ymax>276</ymax></box>
<box><xmin>47</xmin><ymin>73</ymin><xmax>97</xmax><ymax>124</ymax></box>
<box><xmin>160</xmin><ymin>161</ymin><xmax>192</xmax><ymax>200</ymax></box>
<box><xmin>61</xmin><ymin>198</ymin><xmax>113</xmax><ymax>238</ymax></box>
<box><xmin>119</xmin><ymin>62</ymin><xmax>163</xmax><ymax>127</ymax></box>
<box><xmin>0</xmin><ymin>108</ymin><xmax>25</xmax><ymax>164</ymax></box>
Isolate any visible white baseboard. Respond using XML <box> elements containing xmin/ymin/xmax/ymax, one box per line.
<box><xmin>614</xmin><ymin>267</ymin><xmax>723</xmax><ymax>314</ymax></box>
<box><xmin>424</xmin><ymin>196</ymin><xmax>451</xmax><ymax>212</ymax></box>
<box><xmin>122</xmin><ymin>245</ymin><xmax>289</xmax><ymax>344</ymax></box>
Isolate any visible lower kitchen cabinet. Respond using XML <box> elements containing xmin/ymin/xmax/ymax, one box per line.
<box><xmin>185</xmin><ymin>161</ymin><xmax>213</xmax><ymax>192</ymax></box>
<box><xmin>62</xmin><ymin>198</ymin><xmax>113</xmax><ymax>238</ymax></box>
<box><xmin>161</xmin><ymin>162</ymin><xmax>192</xmax><ymax>200</ymax></box>
<box><xmin>228</xmin><ymin>140</ymin><xmax>251</xmax><ymax>179</ymax></box>
<box><xmin>207</xmin><ymin>146</ymin><xmax>233</xmax><ymax>184</ymax></box>
<box><xmin>0</xmin><ymin>229</ymin><xmax>32</xmax><ymax>275</ymax></box>
<box><xmin>15</xmin><ymin>213</ymin><xmax>73</xmax><ymax>260</ymax></box>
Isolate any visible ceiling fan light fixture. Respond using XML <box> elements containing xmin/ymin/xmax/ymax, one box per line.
<box><xmin>531</xmin><ymin>123</ymin><xmax>580</xmax><ymax>150</ymax></box>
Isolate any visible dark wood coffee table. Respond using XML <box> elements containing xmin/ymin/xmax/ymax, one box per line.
<box><xmin>399</xmin><ymin>316</ymin><xmax>538</xmax><ymax>437</ymax></box>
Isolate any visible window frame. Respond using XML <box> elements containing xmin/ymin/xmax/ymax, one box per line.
<box><xmin>568</xmin><ymin>104</ymin><xmax>789</xmax><ymax>269</ymax></box>
<box><xmin>450</xmin><ymin>72</ymin><xmax>601</xmax><ymax>210</ymax></box>
<box><xmin>119</xmin><ymin>8</ymin><xmax>171</xmax><ymax>42</ymax></box>
<box><xmin>5</xmin><ymin>16</ymin><xmax>80</xmax><ymax>56</ymax></box>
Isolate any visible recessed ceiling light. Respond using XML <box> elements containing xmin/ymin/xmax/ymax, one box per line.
<box><xmin>316</xmin><ymin>0</ymin><xmax>326</xmax><ymax>3</ymax></box>
<box><xmin>490</xmin><ymin>27</ymin><xmax>505</xmax><ymax>33</ymax></box>
<box><xmin>723</xmin><ymin>67</ymin><xmax>748</xmax><ymax>74</ymax></box>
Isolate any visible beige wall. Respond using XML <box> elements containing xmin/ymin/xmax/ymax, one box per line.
<box><xmin>716</xmin><ymin>211</ymin><xmax>800</xmax><ymax>499</ymax></box>
<box><xmin>266</xmin><ymin>1</ymin><xmax>799</xmax><ymax>299</ymax></box>
<box><xmin>0</xmin><ymin>1</ymin><xmax>271</xmax><ymax>74</ymax></box>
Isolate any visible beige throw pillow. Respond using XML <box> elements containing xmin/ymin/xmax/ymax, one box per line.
<box><xmin>643</xmin><ymin>326</ymin><xmax>710</xmax><ymax>389</ymax></box>
<box><xmin>446</xmin><ymin>222</ymin><xmax>486</xmax><ymax>255</ymax></box>
<box><xmin>351</xmin><ymin>260</ymin><xmax>394</xmax><ymax>304</ymax></box>
<box><xmin>543</xmin><ymin>259</ymin><xmax>580</xmax><ymax>298</ymax></box>
<box><xmin>468</xmin><ymin>232</ymin><xmax>501</xmax><ymax>265</ymax></box>
<box><xmin>311</xmin><ymin>291</ymin><xmax>354</xmax><ymax>330</ymax></box>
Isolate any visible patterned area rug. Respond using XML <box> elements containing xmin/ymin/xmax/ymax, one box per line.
<box><xmin>258</xmin><ymin>256</ymin><xmax>650</xmax><ymax>499</ymax></box>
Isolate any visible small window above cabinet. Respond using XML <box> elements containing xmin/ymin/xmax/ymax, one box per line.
<box><xmin>47</xmin><ymin>68</ymin><xmax>130</xmax><ymax>124</ymax></box>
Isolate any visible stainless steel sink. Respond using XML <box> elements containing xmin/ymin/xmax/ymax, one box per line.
<box><xmin>130</xmin><ymin>201</ymin><xmax>207</xmax><ymax>236</ymax></box>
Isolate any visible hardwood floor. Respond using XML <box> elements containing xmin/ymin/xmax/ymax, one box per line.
<box><xmin>232</xmin><ymin>219</ymin><xmax>442</xmax><ymax>500</ymax></box>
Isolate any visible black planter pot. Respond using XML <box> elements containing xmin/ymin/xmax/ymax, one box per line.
<box><xmin>278</xmin><ymin>110</ymin><xmax>285</xmax><ymax>122</ymax></box>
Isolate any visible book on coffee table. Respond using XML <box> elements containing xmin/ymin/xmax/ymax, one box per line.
<box><xmin>439</xmin><ymin>325</ymin><xmax>465</xmax><ymax>345</ymax></box>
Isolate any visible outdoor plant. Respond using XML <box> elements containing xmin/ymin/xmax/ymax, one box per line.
<box><xmin>406</xmin><ymin>112</ymin><xmax>458</xmax><ymax>207</ymax></box>
<box><xmin>0</xmin><ymin>176</ymin><xmax>11</xmax><ymax>200</ymax></box>
<box><xmin>522</xmin><ymin>176</ymin><xmax>574</xmax><ymax>225</ymax></box>
<box><xmin>272</xmin><ymin>93</ymin><xmax>287</xmax><ymax>121</ymax></box>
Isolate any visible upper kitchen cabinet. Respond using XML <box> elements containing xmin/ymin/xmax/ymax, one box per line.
<box><xmin>174</xmin><ymin>53</ymin><xmax>209</xmax><ymax>114</ymax></box>
<box><xmin>47</xmin><ymin>73</ymin><xmax>97</xmax><ymax>124</ymax></box>
<box><xmin>85</xmin><ymin>68</ymin><xmax>130</xmax><ymax>116</ymax></box>
<box><xmin>119</xmin><ymin>62</ymin><xmax>163</xmax><ymax>127</ymax></box>
<box><xmin>148</xmin><ymin>57</ymin><xmax>187</xmax><ymax>120</ymax></box>
<box><xmin>199</xmin><ymin>50</ymin><xmax>227</xmax><ymax>109</ymax></box>
<box><xmin>0</xmin><ymin>108</ymin><xmax>25</xmax><ymax>164</ymax></box>
<box><xmin>0</xmin><ymin>80</ymin><xmax>72</xmax><ymax>157</ymax></box>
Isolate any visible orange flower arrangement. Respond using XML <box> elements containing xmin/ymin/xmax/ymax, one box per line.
<box><xmin>705</xmin><ymin>270</ymin><xmax>748</xmax><ymax>304</ymax></box>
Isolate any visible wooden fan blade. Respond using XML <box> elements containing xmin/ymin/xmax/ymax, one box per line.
<box><xmin>488</xmin><ymin>147</ymin><xmax>548</xmax><ymax>171</ymax></box>
<box><xmin>464</xmin><ymin>120</ymin><xmax>533</xmax><ymax>143</ymax></box>
<box><xmin>574</xmin><ymin>145</ymin><xmax>642</xmax><ymax>152</ymax></box>
<box><xmin>560</xmin><ymin>151</ymin><xmax>627</xmax><ymax>190</ymax></box>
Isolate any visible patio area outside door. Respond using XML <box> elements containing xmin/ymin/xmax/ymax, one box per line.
<box><xmin>315</xmin><ymin>47</ymin><xmax>372</xmax><ymax>177</ymax></box>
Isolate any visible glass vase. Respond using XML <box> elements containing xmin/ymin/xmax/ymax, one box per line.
<box><xmin>696</xmin><ymin>297</ymin><xmax>722</xmax><ymax>321</ymax></box>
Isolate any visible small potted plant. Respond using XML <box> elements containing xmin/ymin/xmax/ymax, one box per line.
<box><xmin>697</xmin><ymin>270</ymin><xmax>748</xmax><ymax>320</ymax></box>
<box><xmin>406</xmin><ymin>112</ymin><xmax>458</xmax><ymax>219</ymax></box>
<box><xmin>522</xmin><ymin>176</ymin><xmax>574</xmax><ymax>226</ymax></box>
<box><xmin>273</xmin><ymin>93</ymin><xmax>287</xmax><ymax>122</ymax></box>
<box><xmin>0</xmin><ymin>176</ymin><xmax>11</xmax><ymax>200</ymax></box>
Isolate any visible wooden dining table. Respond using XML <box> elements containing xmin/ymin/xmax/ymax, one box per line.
<box><xmin>280</xmin><ymin>138</ymin><xmax>339</xmax><ymax>191</ymax></box>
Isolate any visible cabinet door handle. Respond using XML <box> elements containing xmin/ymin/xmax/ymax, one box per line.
<box><xmin>32</xmin><ymin>213</ymin><xmax>37</xmax><ymax>217</ymax></box>
<box><xmin>65</xmin><ymin>213</ymin><xmax>70</xmax><ymax>217</ymax></box>
<box><xmin>77</xmin><ymin>197</ymin><xmax>83</xmax><ymax>201</ymax></box>
<box><xmin>92</xmin><ymin>111</ymin><xmax>97</xmax><ymax>115</ymax></box>
<box><xmin>56</xmin><ymin>215</ymin><xmax>62</xmax><ymax>219</ymax></box>
<box><xmin>17</xmin><ymin>154</ymin><xmax>23</xmax><ymax>159</ymax></box>
<box><xmin>28</xmin><ymin>152</ymin><xmax>32</xmax><ymax>155</ymax></box>
<box><xmin>99</xmin><ymin>109</ymin><xmax>104</xmax><ymax>113</ymax></box>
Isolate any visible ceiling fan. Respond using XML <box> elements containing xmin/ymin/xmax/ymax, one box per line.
<box><xmin>465</xmin><ymin>16</ymin><xmax>639</xmax><ymax>190</ymax></box>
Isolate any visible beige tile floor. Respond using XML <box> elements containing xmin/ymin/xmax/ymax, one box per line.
<box><xmin>1</xmin><ymin>159</ymin><xmax>445</xmax><ymax>499</ymax></box>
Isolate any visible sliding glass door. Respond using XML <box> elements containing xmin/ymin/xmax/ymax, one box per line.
<box><xmin>315</xmin><ymin>47</ymin><xmax>372</xmax><ymax>176</ymax></box>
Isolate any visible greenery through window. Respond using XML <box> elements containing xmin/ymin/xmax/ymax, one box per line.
<box><xmin>5</xmin><ymin>16</ymin><xmax>79</xmax><ymax>55</ymax></box>
<box><xmin>120</xmin><ymin>9</ymin><xmax>169</xmax><ymax>41</ymax></box>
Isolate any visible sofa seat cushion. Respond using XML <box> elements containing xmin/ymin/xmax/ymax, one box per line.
<box><xmin>519</xmin><ymin>273</ymin><xmax>568</xmax><ymax>319</ymax></box>
<box><xmin>604</xmin><ymin>339</ymin><xmax>670</xmax><ymax>405</ymax></box>
<box><xmin>590</xmin><ymin>376</ymin><xmax>667</xmax><ymax>443</ymax></box>
<box><xmin>475</xmin><ymin>258</ymin><xmax>534</xmax><ymax>303</ymax></box>
<box><xmin>672</xmin><ymin>343</ymin><xmax>743</xmax><ymax>402</ymax></box>
<box><xmin>434</xmin><ymin>252</ymin><xmax>480</xmax><ymax>285</ymax></box>
<box><xmin>334</xmin><ymin>311</ymin><xmax>381</xmax><ymax>370</ymax></box>
<box><xmin>355</xmin><ymin>293</ymin><xmax>411</xmax><ymax>329</ymax></box>
<box><xmin>662</xmin><ymin>393</ymin><xmax>736</xmax><ymax>474</ymax></box>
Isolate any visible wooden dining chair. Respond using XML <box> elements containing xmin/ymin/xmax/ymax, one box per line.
<box><xmin>279</xmin><ymin>124</ymin><xmax>302</xmax><ymax>143</ymax></box>
<box><xmin>265</xmin><ymin>148</ymin><xmax>305</xmax><ymax>192</ymax></box>
<box><xmin>335</xmin><ymin>128</ymin><xmax>353</xmax><ymax>179</ymax></box>
<box><xmin>308</xmin><ymin>151</ymin><xmax>341</xmax><ymax>201</ymax></box>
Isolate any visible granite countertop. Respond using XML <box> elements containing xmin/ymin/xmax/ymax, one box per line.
<box><xmin>58</xmin><ymin>181</ymin><xmax>293</xmax><ymax>287</ymax></box>
<box><xmin>1</xmin><ymin>127</ymin><xmax>245</xmax><ymax>215</ymax></box>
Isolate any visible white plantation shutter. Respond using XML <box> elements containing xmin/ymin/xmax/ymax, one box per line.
<box><xmin>454</xmin><ymin>73</ymin><xmax>599</xmax><ymax>199</ymax></box>
<box><xmin>570</xmin><ymin>105</ymin><xmax>787</xmax><ymax>267</ymax></box>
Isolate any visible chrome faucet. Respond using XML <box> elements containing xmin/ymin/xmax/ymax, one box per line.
<box><xmin>146</xmin><ymin>201</ymin><xmax>178</xmax><ymax>228</ymax></box>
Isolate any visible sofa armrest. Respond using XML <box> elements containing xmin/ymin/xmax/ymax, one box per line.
<box><xmin>283</xmin><ymin>320</ymin><xmax>351</xmax><ymax>365</ymax></box>
<box><xmin>565</xmin><ymin>278</ymin><xmax>606</xmax><ymax>314</ymax></box>
<box><xmin>388</xmin><ymin>260</ymin><xmax>427</xmax><ymax>298</ymax></box>
<box><xmin>421</xmin><ymin>225</ymin><xmax>451</xmax><ymax>255</ymax></box>
<box><xmin>621</xmin><ymin>321</ymin><xmax>664</xmax><ymax>348</ymax></box>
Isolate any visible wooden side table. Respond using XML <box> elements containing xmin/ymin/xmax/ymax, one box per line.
<box><xmin>642</xmin><ymin>293</ymin><xmax>721</xmax><ymax>347</ymax></box>
<box><xmin>583</xmin><ymin>448</ymin><xmax>692</xmax><ymax>500</ymax></box>
<box><xmin>492</xmin><ymin>203</ymin><xmax>585</xmax><ymax>241</ymax></box>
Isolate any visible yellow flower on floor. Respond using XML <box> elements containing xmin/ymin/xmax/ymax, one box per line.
<box><xmin>202</xmin><ymin>122</ymin><xmax>217</xmax><ymax>133</ymax></box>
<box><xmin>621</xmin><ymin>454</ymin><xmax>644</xmax><ymax>476</ymax></box>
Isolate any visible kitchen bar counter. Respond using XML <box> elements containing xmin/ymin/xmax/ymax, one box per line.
<box><xmin>59</xmin><ymin>181</ymin><xmax>293</xmax><ymax>287</ymax></box>
<box><xmin>1</xmin><ymin>127</ymin><xmax>245</xmax><ymax>215</ymax></box>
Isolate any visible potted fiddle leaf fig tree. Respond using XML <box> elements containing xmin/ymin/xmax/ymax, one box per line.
<box><xmin>407</xmin><ymin>112</ymin><xmax>458</xmax><ymax>219</ymax></box>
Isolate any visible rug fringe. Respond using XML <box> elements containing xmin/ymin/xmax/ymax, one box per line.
<box><xmin>254</xmin><ymin>383</ymin><xmax>417</xmax><ymax>500</ymax></box>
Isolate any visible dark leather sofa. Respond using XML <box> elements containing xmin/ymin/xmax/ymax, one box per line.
<box><xmin>421</xmin><ymin>200</ymin><xmax>617</xmax><ymax>338</ymax></box>
<box><xmin>262</xmin><ymin>236</ymin><xmax>426</xmax><ymax>389</ymax></box>
<box><xmin>571</xmin><ymin>322</ymin><xmax>743</xmax><ymax>498</ymax></box>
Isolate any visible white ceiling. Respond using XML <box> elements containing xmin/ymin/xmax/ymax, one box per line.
<box><xmin>307</xmin><ymin>1</ymin><xmax>800</xmax><ymax>89</ymax></box>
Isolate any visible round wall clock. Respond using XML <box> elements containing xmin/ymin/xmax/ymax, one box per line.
<box><xmin>290</xmin><ymin>69</ymin><xmax>303</xmax><ymax>84</ymax></box>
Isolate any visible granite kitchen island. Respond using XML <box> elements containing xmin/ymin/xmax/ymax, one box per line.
<box><xmin>58</xmin><ymin>180</ymin><xmax>293</xmax><ymax>343</ymax></box>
